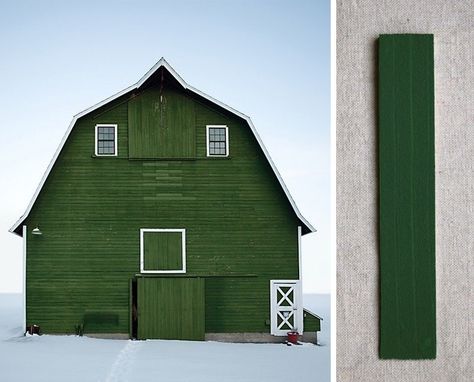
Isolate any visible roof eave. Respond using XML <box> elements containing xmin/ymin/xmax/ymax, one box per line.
<box><xmin>303</xmin><ymin>308</ymin><xmax>323</xmax><ymax>320</ymax></box>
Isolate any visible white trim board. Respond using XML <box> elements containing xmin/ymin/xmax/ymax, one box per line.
<box><xmin>297</xmin><ymin>226</ymin><xmax>302</xmax><ymax>280</ymax></box>
<box><xmin>9</xmin><ymin>58</ymin><xmax>315</xmax><ymax>235</ymax></box>
<box><xmin>139</xmin><ymin>228</ymin><xmax>186</xmax><ymax>274</ymax></box>
<box><xmin>22</xmin><ymin>225</ymin><xmax>27</xmax><ymax>333</ymax></box>
<box><xmin>206</xmin><ymin>125</ymin><xmax>229</xmax><ymax>157</ymax></box>
<box><xmin>94</xmin><ymin>124</ymin><xmax>118</xmax><ymax>157</ymax></box>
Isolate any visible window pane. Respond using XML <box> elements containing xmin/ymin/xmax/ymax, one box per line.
<box><xmin>208</xmin><ymin>127</ymin><xmax>227</xmax><ymax>156</ymax></box>
<box><xmin>97</xmin><ymin>126</ymin><xmax>116</xmax><ymax>155</ymax></box>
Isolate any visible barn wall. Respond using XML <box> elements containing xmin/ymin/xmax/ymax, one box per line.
<box><xmin>25</xmin><ymin>87</ymin><xmax>300</xmax><ymax>334</ymax></box>
<box><xmin>303</xmin><ymin>312</ymin><xmax>320</xmax><ymax>332</ymax></box>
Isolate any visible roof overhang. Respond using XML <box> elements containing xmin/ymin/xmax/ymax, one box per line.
<box><xmin>10</xmin><ymin>58</ymin><xmax>316</xmax><ymax>236</ymax></box>
<box><xmin>304</xmin><ymin>308</ymin><xmax>323</xmax><ymax>321</ymax></box>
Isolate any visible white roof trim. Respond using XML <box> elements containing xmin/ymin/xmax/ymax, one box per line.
<box><xmin>10</xmin><ymin>58</ymin><xmax>315</xmax><ymax>235</ymax></box>
<box><xmin>303</xmin><ymin>308</ymin><xmax>323</xmax><ymax>321</ymax></box>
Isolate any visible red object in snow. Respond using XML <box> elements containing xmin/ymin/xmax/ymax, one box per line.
<box><xmin>287</xmin><ymin>331</ymin><xmax>299</xmax><ymax>344</ymax></box>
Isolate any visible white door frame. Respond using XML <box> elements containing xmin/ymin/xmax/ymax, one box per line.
<box><xmin>22</xmin><ymin>225</ymin><xmax>27</xmax><ymax>332</ymax></box>
<box><xmin>270</xmin><ymin>280</ymin><xmax>303</xmax><ymax>335</ymax></box>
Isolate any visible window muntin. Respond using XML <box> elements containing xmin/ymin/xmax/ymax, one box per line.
<box><xmin>206</xmin><ymin>125</ymin><xmax>229</xmax><ymax>157</ymax></box>
<box><xmin>95</xmin><ymin>124</ymin><xmax>117</xmax><ymax>156</ymax></box>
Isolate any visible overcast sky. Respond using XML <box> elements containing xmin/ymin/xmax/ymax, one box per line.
<box><xmin>0</xmin><ymin>0</ymin><xmax>330</xmax><ymax>293</ymax></box>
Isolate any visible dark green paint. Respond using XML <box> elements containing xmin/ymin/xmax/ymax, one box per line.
<box><xmin>128</xmin><ymin>88</ymin><xmax>195</xmax><ymax>158</ymax></box>
<box><xmin>378</xmin><ymin>34</ymin><xmax>436</xmax><ymax>359</ymax></box>
<box><xmin>83</xmin><ymin>311</ymin><xmax>120</xmax><ymax>333</ymax></box>
<box><xmin>303</xmin><ymin>310</ymin><xmax>321</xmax><ymax>332</ymax></box>
<box><xmin>143</xmin><ymin>231</ymin><xmax>183</xmax><ymax>271</ymax></box>
<box><xmin>24</xmin><ymin>75</ymin><xmax>301</xmax><ymax>336</ymax></box>
<box><xmin>137</xmin><ymin>277</ymin><xmax>204</xmax><ymax>340</ymax></box>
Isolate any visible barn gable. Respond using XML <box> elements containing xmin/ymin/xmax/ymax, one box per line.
<box><xmin>10</xmin><ymin>58</ymin><xmax>314</xmax><ymax>235</ymax></box>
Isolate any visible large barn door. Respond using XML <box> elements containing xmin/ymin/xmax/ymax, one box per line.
<box><xmin>137</xmin><ymin>277</ymin><xmax>204</xmax><ymax>340</ymax></box>
<box><xmin>270</xmin><ymin>280</ymin><xmax>303</xmax><ymax>336</ymax></box>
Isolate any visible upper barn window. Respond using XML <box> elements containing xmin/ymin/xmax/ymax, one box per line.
<box><xmin>206</xmin><ymin>125</ymin><xmax>229</xmax><ymax>157</ymax></box>
<box><xmin>95</xmin><ymin>124</ymin><xmax>118</xmax><ymax>156</ymax></box>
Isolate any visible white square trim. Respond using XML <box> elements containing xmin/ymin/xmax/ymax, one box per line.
<box><xmin>139</xmin><ymin>228</ymin><xmax>186</xmax><ymax>274</ymax></box>
<box><xmin>95</xmin><ymin>124</ymin><xmax>118</xmax><ymax>157</ymax></box>
<box><xmin>206</xmin><ymin>125</ymin><xmax>229</xmax><ymax>157</ymax></box>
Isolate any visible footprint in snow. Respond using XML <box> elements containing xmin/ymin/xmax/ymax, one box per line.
<box><xmin>104</xmin><ymin>340</ymin><xmax>142</xmax><ymax>382</ymax></box>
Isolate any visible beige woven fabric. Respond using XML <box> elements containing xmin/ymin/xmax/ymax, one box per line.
<box><xmin>336</xmin><ymin>1</ymin><xmax>474</xmax><ymax>380</ymax></box>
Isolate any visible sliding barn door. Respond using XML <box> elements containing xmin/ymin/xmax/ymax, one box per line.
<box><xmin>137</xmin><ymin>277</ymin><xmax>204</xmax><ymax>340</ymax></box>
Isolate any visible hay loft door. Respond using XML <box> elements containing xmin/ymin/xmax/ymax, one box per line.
<box><xmin>140</xmin><ymin>228</ymin><xmax>186</xmax><ymax>273</ymax></box>
<box><xmin>270</xmin><ymin>280</ymin><xmax>303</xmax><ymax>336</ymax></box>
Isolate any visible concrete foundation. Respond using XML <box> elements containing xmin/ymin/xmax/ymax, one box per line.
<box><xmin>85</xmin><ymin>333</ymin><xmax>130</xmax><ymax>340</ymax></box>
<box><xmin>82</xmin><ymin>332</ymin><xmax>318</xmax><ymax>343</ymax></box>
<box><xmin>205</xmin><ymin>332</ymin><xmax>318</xmax><ymax>344</ymax></box>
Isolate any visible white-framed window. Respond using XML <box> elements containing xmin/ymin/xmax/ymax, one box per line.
<box><xmin>139</xmin><ymin>228</ymin><xmax>186</xmax><ymax>274</ymax></box>
<box><xmin>206</xmin><ymin>125</ymin><xmax>229</xmax><ymax>157</ymax></box>
<box><xmin>95</xmin><ymin>124</ymin><xmax>118</xmax><ymax>156</ymax></box>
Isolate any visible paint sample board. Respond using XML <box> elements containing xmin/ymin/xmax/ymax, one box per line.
<box><xmin>378</xmin><ymin>34</ymin><xmax>436</xmax><ymax>359</ymax></box>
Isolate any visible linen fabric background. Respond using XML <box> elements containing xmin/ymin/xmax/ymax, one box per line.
<box><xmin>336</xmin><ymin>1</ymin><xmax>473</xmax><ymax>380</ymax></box>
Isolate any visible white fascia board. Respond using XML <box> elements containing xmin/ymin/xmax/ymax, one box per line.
<box><xmin>135</xmin><ymin>58</ymin><xmax>188</xmax><ymax>89</ymax></box>
<box><xmin>10</xmin><ymin>58</ymin><xmax>315</xmax><ymax>235</ymax></box>
<box><xmin>303</xmin><ymin>307</ymin><xmax>323</xmax><ymax>321</ymax></box>
<box><xmin>22</xmin><ymin>225</ymin><xmax>27</xmax><ymax>331</ymax></box>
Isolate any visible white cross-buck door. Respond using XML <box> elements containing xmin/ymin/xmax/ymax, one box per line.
<box><xmin>270</xmin><ymin>280</ymin><xmax>303</xmax><ymax>335</ymax></box>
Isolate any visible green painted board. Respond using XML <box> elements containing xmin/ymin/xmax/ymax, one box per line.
<box><xmin>137</xmin><ymin>277</ymin><xmax>204</xmax><ymax>340</ymax></box>
<box><xmin>143</xmin><ymin>231</ymin><xmax>183</xmax><ymax>271</ymax></box>
<box><xmin>378</xmin><ymin>34</ymin><xmax>436</xmax><ymax>359</ymax></box>
<box><xmin>303</xmin><ymin>310</ymin><xmax>321</xmax><ymax>332</ymax></box>
<box><xmin>128</xmin><ymin>88</ymin><xmax>196</xmax><ymax>158</ymax></box>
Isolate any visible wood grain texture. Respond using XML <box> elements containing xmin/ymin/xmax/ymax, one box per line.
<box><xmin>128</xmin><ymin>87</ymin><xmax>196</xmax><ymax>158</ymax></box>
<box><xmin>137</xmin><ymin>277</ymin><xmax>204</xmax><ymax>340</ymax></box>
<box><xmin>143</xmin><ymin>231</ymin><xmax>183</xmax><ymax>271</ymax></box>
<box><xmin>378</xmin><ymin>34</ymin><xmax>436</xmax><ymax>359</ymax></box>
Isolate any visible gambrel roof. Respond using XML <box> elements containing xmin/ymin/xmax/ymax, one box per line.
<box><xmin>10</xmin><ymin>58</ymin><xmax>315</xmax><ymax>235</ymax></box>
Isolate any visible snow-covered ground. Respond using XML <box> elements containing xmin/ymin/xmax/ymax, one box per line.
<box><xmin>0</xmin><ymin>293</ymin><xmax>330</xmax><ymax>381</ymax></box>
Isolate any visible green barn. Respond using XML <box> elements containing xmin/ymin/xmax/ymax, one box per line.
<box><xmin>10</xmin><ymin>58</ymin><xmax>320</xmax><ymax>342</ymax></box>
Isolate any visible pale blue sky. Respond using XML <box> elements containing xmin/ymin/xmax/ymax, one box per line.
<box><xmin>0</xmin><ymin>0</ymin><xmax>330</xmax><ymax>293</ymax></box>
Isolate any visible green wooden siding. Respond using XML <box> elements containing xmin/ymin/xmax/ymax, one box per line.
<box><xmin>24</xmin><ymin>81</ymin><xmax>300</xmax><ymax>335</ymax></box>
<box><xmin>128</xmin><ymin>88</ymin><xmax>195</xmax><ymax>158</ymax></box>
<box><xmin>143</xmin><ymin>231</ymin><xmax>183</xmax><ymax>271</ymax></box>
<box><xmin>378</xmin><ymin>34</ymin><xmax>436</xmax><ymax>359</ymax></box>
<box><xmin>137</xmin><ymin>277</ymin><xmax>204</xmax><ymax>340</ymax></box>
<box><xmin>303</xmin><ymin>311</ymin><xmax>320</xmax><ymax>332</ymax></box>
